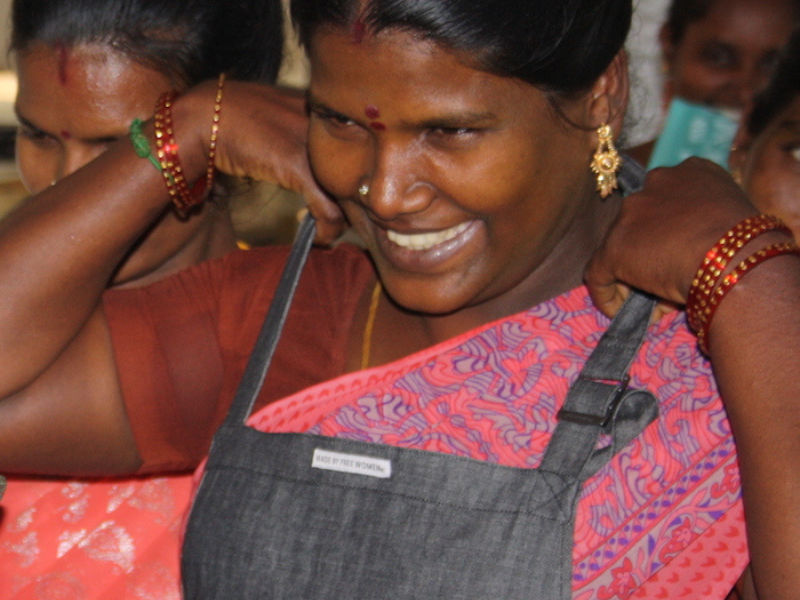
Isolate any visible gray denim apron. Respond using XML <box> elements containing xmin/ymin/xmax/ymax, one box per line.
<box><xmin>182</xmin><ymin>163</ymin><xmax>658</xmax><ymax>599</ymax></box>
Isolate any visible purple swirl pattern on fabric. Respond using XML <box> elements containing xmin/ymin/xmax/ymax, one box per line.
<box><xmin>258</xmin><ymin>287</ymin><xmax>746</xmax><ymax>598</ymax></box>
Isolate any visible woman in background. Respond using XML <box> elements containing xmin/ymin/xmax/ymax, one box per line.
<box><xmin>628</xmin><ymin>0</ymin><xmax>800</xmax><ymax>166</ymax></box>
<box><xmin>0</xmin><ymin>0</ymin><xmax>324</xmax><ymax>596</ymax></box>
<box><xmin>730</xmin><ymin>29</ymin><xmax>800</xmax><ymax>237</ymax></box>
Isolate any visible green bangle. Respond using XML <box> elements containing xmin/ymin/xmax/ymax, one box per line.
<box><xmin>129</xmin><ymin>118</ymin><xmax>163</xmax><ymax>173</ymax></box>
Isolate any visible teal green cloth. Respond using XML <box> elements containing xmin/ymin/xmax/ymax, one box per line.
<box><xmin>648</xmin><ymin>97</ymin><xmax>738</xmax><ymax>170</ymax></box>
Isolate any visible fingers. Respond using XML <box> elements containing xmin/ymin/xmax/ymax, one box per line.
<box><xmin>586</xmin><ymin>280</ymin><xmax>629</xmax><ymax>319</ymax></box>
<box><xmin>296</xmin><ymin>199</ymin><xmax>348</xmax><ymax>246</ymax></box>
<box><xmin>651</xmin><ymin>300</ymin><xmax>680</xmax><ymax>322</ymax></box>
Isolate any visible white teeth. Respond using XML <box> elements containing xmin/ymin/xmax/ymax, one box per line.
<box><xmin>386</xmin><ymin>222</ymin><xmax>470</xmax><ymax>250</ymax></box>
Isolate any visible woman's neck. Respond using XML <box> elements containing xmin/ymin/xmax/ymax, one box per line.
<box><xmin>111</xmin><ymin>203</ymin><xmax>238</xmax><ymax>289</ymax></box>
<box><xmin>359</xmin><ymin>190</ymin><xmax>624</xmax><ymax>369</ymax></box>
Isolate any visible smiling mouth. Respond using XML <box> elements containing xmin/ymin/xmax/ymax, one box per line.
<box><xmin>386</xmin><ymin>222</ymin><xmax>471</xmax><ymax>251</ymax></box>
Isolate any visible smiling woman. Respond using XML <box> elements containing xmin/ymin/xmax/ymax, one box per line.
<box><xmin>177</xmin><ymin>1</ymin><xmax>797</xmax><ymax>599</ymax></box>
<box><xmin>306</xmin><ymin>30</ymin><xmax>611</xmax><ymax>325</ymax></box>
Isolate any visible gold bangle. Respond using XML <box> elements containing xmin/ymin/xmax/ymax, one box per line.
<box><xmin>205</xmin><ymin>73</ymin><xmax>226</xmax><ymax>195</ymax></box>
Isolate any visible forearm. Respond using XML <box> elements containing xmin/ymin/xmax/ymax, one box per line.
<box><xmin>0</xmin><ymin>115</ymin><xmax>208</xmax><ymax>397</ymax></box>
<box><xmin>708</xmin><ymin>254</ymin><xmax>800</xmax><ymax>599</ymax></box>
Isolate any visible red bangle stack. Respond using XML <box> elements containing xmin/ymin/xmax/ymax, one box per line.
<box><xmin>154</xmin><ymin>91</ymin><xmax>199</xmax><ymax>211</ymax></box>
<box><xmin>151</xmin><ymin>74</ymin><xmax>227</xmax><ymax>212</ymax></box>
<box><xmin>685</xmin><ymin>214</ymin><xmax>798</xmax><ymax>353</ymax></box>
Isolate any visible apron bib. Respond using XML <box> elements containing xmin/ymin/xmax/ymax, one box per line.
<box><xmin>183</xmin><ymin>164</ymin><xmax>659</xmax><ymax>599</ymax></box>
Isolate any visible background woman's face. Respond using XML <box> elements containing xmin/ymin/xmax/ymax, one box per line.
<box><xmin>738</xmin><ymin>97</ymin><xmax>800</xmax><ymax>237</ymax></box>
<box><xmin>307</xmin><ymin>28</ymin><xmax>600</xmax><ymax>317</ymax></box>
<box><xmin>14</xmin><ymin>43</ymin><xmax>220</xmax><ymax>287</ymax></box>
<box><xmin>15</xmin><ymin>43</ymin><xmax>171</xmax><ymax>193</ymax></box>
<box><xmin>663</xmin><ymin>0</ymin><xmax>796</xmax><ymax>110</ymax></box>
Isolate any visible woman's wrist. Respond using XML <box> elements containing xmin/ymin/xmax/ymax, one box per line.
<box><xmin>157</xmin><ymin>79</ymin><xmax>224</xmax><ymax>200</ymax></box>
<box><xmin>685</xmin><ymin>214</ymin><xmax>798</xmax><ymax>353</ymax></box>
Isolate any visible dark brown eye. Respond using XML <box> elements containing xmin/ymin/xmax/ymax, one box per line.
<box><xmin>699</xmin><ymin>44</ymin><xmax>737</xmax><ymax>70</ymax></box>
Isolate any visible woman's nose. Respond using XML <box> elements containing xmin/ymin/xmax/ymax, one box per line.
<box><xmin>360</xmin><ymin>143</ymin><xmax>434</xmax><ymax>221</ymax></box>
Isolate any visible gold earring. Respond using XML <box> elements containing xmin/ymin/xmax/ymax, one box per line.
<box><xmin>730</xmin><ymin>167</ymin><xmax>744</xmax><ymax>187</ymax></box>
<box><xmin>591</xmin><ymin>124</ymin><xmax>621</xmax><ymax>198</ymax></box>
<box><xmin>728</xmin><ymin>146</ymin><xmax>744</xmax><ymax>188</ymax></box>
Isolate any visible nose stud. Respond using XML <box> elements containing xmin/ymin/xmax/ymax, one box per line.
<box><xmin>358</xmin><ymin>183</ymin><xmax>370</xmax><ymax>198</ymax></box>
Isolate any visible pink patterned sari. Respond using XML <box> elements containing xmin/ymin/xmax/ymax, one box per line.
<box><xmin>246</xmin><ymin>286</ymin><xmax>747</xmax><ymax>599</ymax></box>
<box><xmin>0</xmin><ymin>474</ymin><xmax>190</xmax><ymax>599</ymax></box>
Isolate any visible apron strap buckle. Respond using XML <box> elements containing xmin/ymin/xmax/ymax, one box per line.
<box><xmin>556</xmin><ymin>374</ymin><xmax>630</xmax><ymax>428</ymax></box>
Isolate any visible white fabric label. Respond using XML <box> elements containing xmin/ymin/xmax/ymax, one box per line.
<box><xmin>312</xmin><ymin>448</ymin><xmax>392</xmax><ymax>479</ymax></box>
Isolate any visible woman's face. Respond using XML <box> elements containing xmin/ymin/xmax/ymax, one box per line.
<box><xmin>734</xmin><ymin>96</ymin><xmax>800</xmax><ymax>237</ymax></box>
<box><xmin>15</xmin><ymin>43</ymin><xmax>171</xmax><ymax>193</ymax></box>
<box><xmin>662</xmin><ymin>0</ymin><xmax>796</xmax><ymax>110</ymax></box>
<box><xmin>15</xmin><ymin>43</ymin><xmax>224</xmax><ymax>286</ymax></box>
<box><xmin>307</xmin><ymin>28</ymin><xmax>607</xmax><ymax>318</ymax></box>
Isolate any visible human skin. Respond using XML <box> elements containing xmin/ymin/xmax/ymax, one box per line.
<box><xmin>14</xmin><ymin>42</ymin><xmax>237</xmax><ymax>287</ymax></box>
<box><xmin>661</xmin><ymin>0</ymin><xmax>796</xmax><ymax>111</ymax></box>
<box><xmin>306</xmin><ymin>27</ymin><xmax>628</xmax><ymax>360</ymax></box>
<box><xmin>0</xmin><ymin>78</ymin><xmax>328</xmax><ymax>474</ymax></box>
<box><xmin>729</xmin><ymin>97</ymin><xmax>800</xmax><ymax>237</ymax></box>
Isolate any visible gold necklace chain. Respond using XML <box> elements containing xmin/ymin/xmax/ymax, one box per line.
<box><xmin>361</xmin><ymin>281</ymin><xmax>382</xmax><ymax>370</ymax></box>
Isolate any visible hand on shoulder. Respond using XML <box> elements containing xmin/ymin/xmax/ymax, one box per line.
<box><xmin>585</xmin><ymin>158</ymin><xmax>758</xmax><ymax>318</ymax></box>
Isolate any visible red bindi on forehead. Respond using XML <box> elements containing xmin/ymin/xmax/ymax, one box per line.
<box><xmin>55</xmin><ymin>43</ymin><xmax>70</xmax><ymax>86</ymax></box>
<box><xmin>60</xmin><ymin>130</ymin><xmax>72</xmax><ymax>140</ymax></box>
<box><xmin>352</xmin><ymin>19</ymin><xmax>367</xmax><ymax>44</ymax></box>
<box><xmin>364</xmin><ymin>105</ymin><xmax>385</xmax><ymax>130</ymax></box>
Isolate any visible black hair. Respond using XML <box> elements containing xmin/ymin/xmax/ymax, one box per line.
<box><xmin>746</xmin><ymin>28</ymin><xmax>800</xmax><ymax>136</ymax></box>
<box><xmin>10</xmin><ymin>0</ymin><xmax>285</xmax><ymax>85</ymax></box>
<box><xmin>663</xmin><ymin>0</ymin><xmax>714</xmax><ymax>45</ymax></box>
<box><xmin>665</xmin><ymin>0</ymin><xmax>800</xmax><ymax>46</ymax></box>
<box><xmin>291</xmin><ymin>0</ymin><xmax>631</xmax><ymax>97</ymax></box>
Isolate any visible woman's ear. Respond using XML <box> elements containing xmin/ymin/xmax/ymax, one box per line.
<box><xmin>588</xmin><ymin>50</ymin><xmax>629</xmax><ymax>136</ymax></box>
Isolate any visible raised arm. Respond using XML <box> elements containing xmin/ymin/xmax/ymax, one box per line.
<box><xmin>586</xmin><ymin>157</ymin><xmax>800</xmax><ymax>600</ymax></box>
<box><xmin>0</xmin><ymin>80</ymin><xmax>340</xmax><ymax>475</ymax></box>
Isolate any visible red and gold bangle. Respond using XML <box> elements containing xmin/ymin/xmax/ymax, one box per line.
<box><xmin>686</xmin><ymin>214</ymin><xmax>791</xmax><ymax>333</ymax></box>
<box><xmin>154</xmin><ymin>91</ymin><xmax>199</xmax><ymax>210</ymax></box>
<box><xmin>205</xmin><ymin>73</ymin><xmax>226</xmax><ymax>195</ymax></box>
<box><xmin>695</xmin><ymin>241</ymin><xmax>800</xmax><ymax>353</ymax></box>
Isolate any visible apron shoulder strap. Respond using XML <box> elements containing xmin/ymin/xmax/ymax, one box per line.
<box><xmin>539</xmin><ymin>157</ymin><xmax>659</xmax><ymax>483</ymax></box>
<box><xmin>224</xmin><ymin>213</ymin><xmax>316</xmax><ymax>425</ymax></box>
<box><xmin>538</xmin><ymin>292</ymin><xmax>659</xmax><ymax>483</ymax></box>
